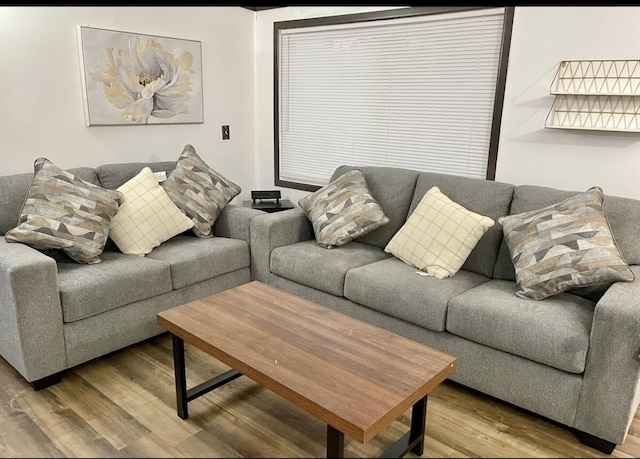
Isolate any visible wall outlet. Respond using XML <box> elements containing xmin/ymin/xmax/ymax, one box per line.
<box><xmin>222</xmin><ymin>125</ymin><xmax>230</xmax><ymax>140</ymax></box>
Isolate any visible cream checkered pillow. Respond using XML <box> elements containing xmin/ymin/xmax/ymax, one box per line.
<box><xmin>385</xmin><ymin>186</ymin><xmax>494</xmax><ymax>279</ymax></box>
<box><xmin>109</xmin><ymin>167</ymin><xmax>194</xmax><ymax>256</ymax></box>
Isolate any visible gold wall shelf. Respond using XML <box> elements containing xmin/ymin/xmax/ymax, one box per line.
<box><xmin>545</xmin><ymin>60</ymin><xmax>640</xmax><ymax>132</ymax></box>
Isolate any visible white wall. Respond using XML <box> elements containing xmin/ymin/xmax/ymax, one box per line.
<box><xmin>5</xmin><ymin>7</ymin><xmax>640</xmax><ymax>203</ymax></box>
<box><xmin>497</xmin><ymin>6</ymin><xmax>640</xmax><ymax>200</ymax></box>
<box><xmin>0</xmin><ymin>6</ymin><xmax>255</xmax><ymax>201</ymax></box>
<box><xmin>256</xmin><ymin>6</ymin><xmax>640</xmax><ymax>202</ymax></box>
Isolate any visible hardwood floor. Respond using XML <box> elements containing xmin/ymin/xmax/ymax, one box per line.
<box><xmin>1</xmin><ymin>333</ymin><xmax>638</xmax><ymax>458</ymax></box>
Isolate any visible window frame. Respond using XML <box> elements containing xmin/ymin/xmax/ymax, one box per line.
<box><xmin>273</xmin><ymin>6</ymin><xmax>515</xmax><ymax>192</ymax></box>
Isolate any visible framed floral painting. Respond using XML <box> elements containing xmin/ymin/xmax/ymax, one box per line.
<box><xmin>77</xmin><ymin>26</ymin><xmax>203</xmax><ymax>126</ymax></box>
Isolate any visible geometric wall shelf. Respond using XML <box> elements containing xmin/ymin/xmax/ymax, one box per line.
<box><xmin>545</xmin><ymin>60</ymin><xmax>640</xmax><ymax>132</ymax></box>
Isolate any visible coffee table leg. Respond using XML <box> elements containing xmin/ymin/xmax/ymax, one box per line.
<box><xmin>409</xmin><ymin>395</ymin><xmax>427</xmax><ymax>455</ymax></box>
<box><xmin>327</xmin><ymin>425</ymin><xmax>344</xmax><ymax>458</ymax></box>
<box><xmin>171</xmin><ymin>333</ymin><xmax>189</xmax><ymax>420</ymax></box>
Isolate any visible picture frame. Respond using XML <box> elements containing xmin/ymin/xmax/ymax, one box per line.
<box><xmin>77</xmin><ymin>26</ymin><xmax>204</xmax><ymax>126</ymax></box>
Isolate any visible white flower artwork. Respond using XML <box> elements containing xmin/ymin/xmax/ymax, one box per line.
<box><xmin>77</xmin><ymin>26</ymin><xmax>203</xmax><ymax>126</ymax></box>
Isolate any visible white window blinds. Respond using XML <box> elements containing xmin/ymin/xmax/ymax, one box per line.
<box><xmin>277</xmin><ymin>8</ymin><xmax>506</xmax><ymax>187</ymax></box>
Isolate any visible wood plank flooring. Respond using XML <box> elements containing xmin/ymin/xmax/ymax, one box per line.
<box><xmin>1</xmin><ymin>332</ymin><xmax>638</xmax><ymax>458</ymax></box>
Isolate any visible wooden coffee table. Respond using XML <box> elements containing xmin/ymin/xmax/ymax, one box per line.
<box><xmin>156</xmin><ymin>281</ymin><xmax>457</xmax><ymax>458</ymax></box>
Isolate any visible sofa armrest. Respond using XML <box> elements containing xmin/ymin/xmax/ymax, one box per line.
<box><xmin>0</xmin><ymin>239</ymin><xmax>66</xmax><ymax>382</ymax></box>
<box><xmin>574</xmin><ymin>265</ymin><xmax>640</xmax><ymax>445</ymax></box>
<box><xmin>212</xmin><ymin>204</ymin><xmax>265</xmax><ymax>243</ymax></box>
<box><xmin>249</xmin><ymin>208</ymin><xmax>314</xmax><ymax>282</ymax></box>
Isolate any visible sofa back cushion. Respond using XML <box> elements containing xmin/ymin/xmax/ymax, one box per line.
<box><xmin>0</xmin><ymin>167</ymin><xmax>99</xmax><ymax>236</ymax></box>
<box><xmin>493</xmin><ymin>184</ymin><xmax>640</xmax><ymax>282</ymax></box>
<box><xmin>330</xmin><ymin>165</ymin><xmax>420</xmax><ymax>249</ymax></box>
<box><xmin>409</xmin><ymin>172</ymin><xmax>514</xmax><ymax>278</ymax></box>
<box><xmin>95</xmin><ymin>161</ymin><xmax>176</xmax><ymax>190</ymax></box>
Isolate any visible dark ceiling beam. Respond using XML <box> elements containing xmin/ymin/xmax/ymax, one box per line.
<box><xmin>241</xmin><ymin>6</ymin><xmax>286</xmax><ymax>11</ymax></box>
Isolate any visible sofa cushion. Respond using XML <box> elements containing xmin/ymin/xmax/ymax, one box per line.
<box><xmin>409</xmin><ymin>172</ymin><xmax>514</xmax><ymax>278</ymax></box>
<box><xmin>299</xmin><ymin>169</ymin><xmax>389</xmax><ymax>248</ymax></box>
<box><xmin>499</xmin><ymin>187</ymin><xmax>634</xmax><ymax>300</ymax></box>
<box><xmin>446</xmin><ymin>279</ymin><xmax>595</xmax><ymax>373</ymax></box>
<box><xmin>0</xmin><ymin>167</ymin><xmax>100</xmax><ymax>236</ymax></box>
<box><xmin>162</xmin><ymin>145</ymin><xmax>241</xmax><ymax>238</ymax></box>
<box><xmin>494</xmin><ymin>184</ymin><xmax>640</xmax><ymax>289</ymax></box>
<box><xmin>271</xmin><ymin>240</ymin><xmax>391</xmax><ymax>296</ymax></box>
<box><xmin>330</xmin><ymin>166</ymin><xmax>420</xmax><ymax>249</ymax></box>
<box><xmin>57</xmin><ymin>251</ymin><xmax>172</xmax><ymax>322</ymax></box>
<box><xmin>146</xmin><ymin>235</ymin><xmax>250</xmax><ymax>289</ymax></box>
<box><xmin>4</xmin><ymin>158</ymin><xmax>123</xmax><ymax>264</ymax></box>
<box><xmin>95</xmin><ymin>161</ymin><xmax>176</xmax><ymax>190</ymax></box>
<box><xmin>108</xmin><ymin>167</ymin><xmax>194</xmax><ymax>256</ymax></box>
<box><xmin>385</xmin><ymin>186</ymin><xmax>494</xmax><ymax>279</ymax></box>
<box><xmin>344</xmin><ymin>257</ymin><xmax>490</xmax><ymax>332</ymax></box>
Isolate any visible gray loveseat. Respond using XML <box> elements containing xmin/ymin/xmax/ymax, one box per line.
<box><xmin>0</xmin><ymin>160</ymin><xmax>263</xmax><ymax>390</ymax></box>
<box><xmin>250</xmin><ymin>164</ymin><xmax>640</xmax><ymax>453</ymax></box>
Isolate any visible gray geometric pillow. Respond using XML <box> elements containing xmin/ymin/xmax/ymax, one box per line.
<box><xmin>162</xmin><ymin>145</ymin><xmax>241</xmax><ymax>238</ymax></box>
<box><xmin>298</xmin><ymin>169</ymin><xmax>389</xmax><ymax>248</ymax></box>
<box><xmin>498</xmin><ymin>186</ymin><xmax>634</xmax><ymax>300</ymax></box>
<box><xmin>4</xmin><ymin>158</ymin><xmax>124</xmax><ymax>264</ymax></box>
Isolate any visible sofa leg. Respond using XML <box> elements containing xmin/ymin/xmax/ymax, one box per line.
<box><xmin>30</xmin><ymin>372</ymin><xmax>64</xmax><ymax>391</ymax></box>
<box><xmin>575</xmin><ymin>430</ymin><xmax>616</xmax><ymax>454</ymax></box>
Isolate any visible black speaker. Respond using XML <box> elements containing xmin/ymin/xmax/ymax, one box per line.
<box><xmin>251</xmin><ymin>190</ymin><xmax>281</xmax><ymax>203</ymax></box>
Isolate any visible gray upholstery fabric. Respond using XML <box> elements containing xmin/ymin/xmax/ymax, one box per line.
<box><xmin>249</xmin><ymin>208</ymin><xmax>314</xmax><ymax>282</ymax></box>
<box><xmin>603</xmin><ymin>194</ymin><xmax>640</xmax><ymax>265</ymax></box>
<box><xmin>410</xmin><ymin>172</ymin><xmax>514</xmax><ymax>278</ymax></box>
<box><xmin>95</xmin><ymin>161</ymin><xmax>176</xmax><ymax>190</ymax></box>
<box><xmin>252</xmin><ymin>164</ymin><xmax>640</xmax><ymax>447</ymax></box>
<box><xmin>447</xmin><ymin>279</ymin><xmax>595</xmax><ymax>373</ymax></box>
<box><xmin>344</xmin><ymin>257</ymin><xmax>489</xmax><ymax>332</ymax></box>
<box><xmin>271</xmin><ymin>240</ymin><xmax>390</xmax><ymax>297</ymax></box>
<box><xmin>212</xmin><ymin>204</ymin><xmax>265</xmax><ymax>243</ymax></box>
<box><xmin>0</xmin><ymin>159</ymin><xmax>257</xmax><ymax>388</ymax></box>
<box><xmin>494</xmin><ymin>184</ymin><xmax>640</xmax><ymax>284</ymax></box>
<box><xmin>0</xmin><ymin>167</ymin><xmax>99</xmax><ymax>236</ymax></box>
<box><xmin>574</xmin><ymin>265</ymin><xmax>640</xmax><ymax>444</ymax></box>
<box><xmin>146</xmin><ymin>235</ymin><xmax>249</xmax><ymax>289</ymax></box>
<box><xmin>64</xmin><ymin>268</ymin><xmax>250</xmax><ymax>368</ymax></box>
<box><xmin>57</xmin><ymin>251</ymin><xmax>172</xmax><ymax>322</ymax></box>
<box><xmin>330</xmin><ymin>165</ymin><xmax>419</xmax><ymax>249</ymax></box>
<box><xmin>268</xmin><ymin>274</ymin><xmax>583</xmax><ymax>428</ymax></box>
<box><xmin>0</xmin><ymin>239</ymin><xmax>66</xmax><ymax>382</ymax></box>
<box><xmin>0</xmin><ymin>172</ymin><xmax>35</xmax><ymax>236</ymax></box>
<box><xmin>438</xmin><ymin>333</ymin><xmax>583</xmax><ymax>430</ymax></box>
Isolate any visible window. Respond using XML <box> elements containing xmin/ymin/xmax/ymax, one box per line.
<box><xmin>274</xmin><ymin>7</ymin><xmax>514</xmax><ymax>191</ymax></box>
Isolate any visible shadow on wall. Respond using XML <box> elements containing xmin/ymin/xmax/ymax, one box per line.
<box><xmin>504</xmin><ymin>63</ymin><xmax>640</xmax><ymax>148</ymax></box>
<box><xmin>510</xmin><ymin>122</ymin><xmax>640</xmax><ymax>148</ymax></box>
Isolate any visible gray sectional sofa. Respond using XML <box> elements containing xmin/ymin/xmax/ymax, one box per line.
<box><xmin>0</xmin><ymin>161</ymin><xmax>263</xmax><ymax>389</ymax></box>
<box><xmin>250</xmin><ymin>164</ymin><xmax>640</xmax><ymax>453</ymax></box>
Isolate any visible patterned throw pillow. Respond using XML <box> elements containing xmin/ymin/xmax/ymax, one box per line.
<box><xmin>162</xmin><ymin>145</ymin><xmax>241</xmax><ymax>238</ymax></box>
<box><xmin>298</xmin><ymin>169</ymin><xmax>389</xmax><ymax>248</ymax></box>
<box><xmin>499</xmin><ymin>186</ymin><xmax>634</xmax><ymax>300</ymax></box>
<box><xmin>109</xmin><ymin>167</ymin><xmax>194</xmax><ymax>256</ymax></box>
<box><xmin>4</xmin><ymin>158</ymin><xmax>123</xmax><ymax>264</ymax></box>
<box><xmin>385</xmin><ymin>186</ymin><xmax>495</xmax><ymax>279</ymax></box>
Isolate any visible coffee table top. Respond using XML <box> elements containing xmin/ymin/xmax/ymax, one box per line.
<box><xmin>157</xmin><ymin>281</ymin><xmax>457</xmax><ymax>443</ymax></box>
